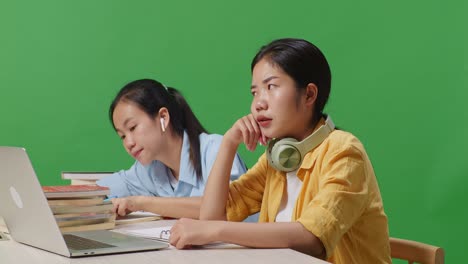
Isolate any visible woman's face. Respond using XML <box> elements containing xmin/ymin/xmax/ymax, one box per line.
<box><xmin>112</xmin><ymin>101</ymin><xmax>164</xmax><ymax>165</ymax></box>
<box><xmin>250</xmin><ymin>58</ymin><xmax>314</xmax><ymax>141</ymax></box>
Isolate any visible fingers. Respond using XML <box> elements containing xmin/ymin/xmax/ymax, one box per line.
<box><xmin>226</xmin><ymin>114</ymin><xmax>265</xmax><ymax>150</ymax></box>
<box><xmin>111</xmin><ymin>199</ymin><xmax>119</xmax><ymax>215</ymax></box>
<box><xmin>170</xmin><ymin>220</ymin><xmax>189</xmax><ymax>249</ymax></box>
<box><xmin>261</xmin><ymin>132</ymin><xmax>271</xmax><ymax>146</ymax></box>
<box><xmin>112</xmin><ymin>198</ymin><xmax>130</xmax><ymax>216</ymax></box>
<box><xmin>169</xmin><ymin>219</ymin><xmax>201</xmax><ymax>249</ymax></box>
<box><xmin>259</xmin><ymin>133</ymin><xmax>266</xmax><ymax>146</ymax></box>
<box><xmin>239</xmin><ymin>114</ymin><xmax>262</xmax><ymax>151</ymax></box>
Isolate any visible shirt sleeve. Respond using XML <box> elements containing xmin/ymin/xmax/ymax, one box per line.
<box><xmin>296</xmin><ymin>144</ymin><xmax>369</xmax><ymax>258</ymax></box>
<box><xmin>96</xmin><ymin>161</ymin><xmax>154</xmax><ymax>198</ymax></box>
<box><xmin>226</xmin><ymin>154</ymin><xmax>268</xmax><ymax>222</ymax></box>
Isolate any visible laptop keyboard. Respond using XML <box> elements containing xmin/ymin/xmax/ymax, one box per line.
<box><xmin>63</xmin><ymin>234</ymin><xmax>116</xmax><ymax>251</ymax></box>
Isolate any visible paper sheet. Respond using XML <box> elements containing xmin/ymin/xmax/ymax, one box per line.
<box><xmin>113</xmin><ymin>226</ymin><xmax>172</xmax><ymax>242</ymax></box>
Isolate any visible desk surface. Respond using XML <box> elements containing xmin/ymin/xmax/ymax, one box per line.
<box><xmin>0</xmin><ymin>217</ymin><xmax>329</xmax><ymax>264</ymax></box>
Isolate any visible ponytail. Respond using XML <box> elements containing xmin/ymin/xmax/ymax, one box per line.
<box><xmin>167</xmin><ymin>87</ymin><xmax>207</xmax><ymax>180</ymax></box>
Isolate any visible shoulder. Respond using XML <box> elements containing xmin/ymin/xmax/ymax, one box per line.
<box><xmin>303</xmin><ymin>130</ymin><xmax>375</xmax><ymax>183</ymax></box>
<box><xmin>316</xmin><ymin>129</ymin><xmax>369</xmax><ymax>161</ymax></box>
<box><xmin>122</xmin><ymin>160</ymin><xmax>167</xmax><ymax>178</ymax></box>
<box><xmin>244</xmin><ymin>152</ymin><xmax>270</xmax><ymax>174</ymax></box>
<box><xmin>327</xmin><ymin>130</ymin><xmax>365</xmax><ymax>150</ymax></box>
<box><xmin>198</xmin><ymin>132</ymin><xmax>223</xmax><ymax>147</ymax></box>
<box><xmin>199</xmin><ymin>132</ymin><xmax>222</xmax><ymax>141</ymax></box>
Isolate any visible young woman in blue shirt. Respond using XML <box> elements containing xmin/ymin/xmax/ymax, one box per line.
<box><xmin>97</xmin><ymin>79</ymin><xmax>247</xmax><ymax>218</ymax></box>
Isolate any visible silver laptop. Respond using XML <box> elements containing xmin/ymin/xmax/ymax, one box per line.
<box><xmin>0</xmin><ymin>146</ymin><xmax>168</xmax><ymax>257</ymax></box>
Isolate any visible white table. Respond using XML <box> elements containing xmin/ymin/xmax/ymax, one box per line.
<box><xmin>0</xmin><ymin>217</ymin><xmax>329</xmax><ymax>264</ymax></box>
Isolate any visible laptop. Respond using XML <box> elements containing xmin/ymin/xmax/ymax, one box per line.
<box><xmin>0</xmin><ymin>146</ymin><xmax>168</xmax><ymax>257</ymax></box>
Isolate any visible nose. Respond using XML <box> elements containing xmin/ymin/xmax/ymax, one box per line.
<box><xmin>123</xmin><ymin>135</ymin><xmax>136</xmax><ymax>151</ymax></box>
<box><xmin>254</xmin><ymin>94</ymin><xmax>268</xmax><ymax>112</ymax></box>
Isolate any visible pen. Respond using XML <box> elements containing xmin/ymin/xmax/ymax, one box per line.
<box><xmin>103</xmin><ymin>195</ymin><xmax>118</xmax><ymax>202</ymax></box>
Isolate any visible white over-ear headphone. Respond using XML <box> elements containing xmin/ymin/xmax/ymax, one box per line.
<box><xmin>266</xmin><ymin>116</ymin><xmax>335</xmax><ymax>172</ymax></box>
<box><xmin>160</xmin><ymin>118</ymin><xmax>165</xmax><ymax>132</ymax></box>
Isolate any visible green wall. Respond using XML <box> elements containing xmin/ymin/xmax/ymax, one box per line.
<box><xmin>0</xmin><ymin>1</ymin><xmax>465</xmax><ymax>262</ymax></box>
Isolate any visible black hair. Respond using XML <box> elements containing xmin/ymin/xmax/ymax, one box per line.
<box><xmin>251</xmin><ymin>38</ymin><xmax>331</xmax><ymax>124</ymax></box>
<box><xmin>109</xmin><ymin>79</ymin><xmax>208</xmax><ymax>180</ymax></box>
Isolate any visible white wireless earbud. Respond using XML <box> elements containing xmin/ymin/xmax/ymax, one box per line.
<box><xmin>160</xmin><ymin>118</ymin><xmax>165</xmax><ymax>132</ymax></box>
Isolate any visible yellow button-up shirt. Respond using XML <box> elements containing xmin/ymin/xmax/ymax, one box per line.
<box><xmin>226</xmin><ymin>120</ymin><xmax>391</xmax><ymax>263</ymax></box>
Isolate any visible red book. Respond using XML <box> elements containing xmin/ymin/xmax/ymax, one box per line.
<box><xmin>42</xmin><ymin>185</ymin><xmax>110</xmax><ymax>199</ymax></box>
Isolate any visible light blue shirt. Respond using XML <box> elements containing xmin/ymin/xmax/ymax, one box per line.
<box><xmin>97</xmin><ymin>132</ymin><xmax>247</xmax><ymax>198</ymax></box>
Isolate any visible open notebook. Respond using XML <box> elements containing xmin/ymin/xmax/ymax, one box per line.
<box><xmin>0</xmin><ymin>146</ymin><xmax>168</xmax><ymax>257</ymax></box>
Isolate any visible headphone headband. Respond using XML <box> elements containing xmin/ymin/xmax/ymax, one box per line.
<box><xmin>293</xmin><ymin>115</ymin><xmax>334</xmax><ymax>154</ymax></box>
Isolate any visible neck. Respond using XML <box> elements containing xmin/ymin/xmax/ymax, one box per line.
<box><xmin>298</xmin><ymin>127</ymin><xmax>316</xmax><ymax>142</ymax></box>
<box><xmin>289</xmin><ymin>115</ymin><xmax>317</xmax><ymax>141</ymax></box>
<box><xmin>159</xmin><ymin>130</ymin><xmax>183</xmax><ymax>180</ymax></box>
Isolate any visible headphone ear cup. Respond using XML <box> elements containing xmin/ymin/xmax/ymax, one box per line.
<box><xmin>266</xmin><ymin>116</ymin><xmax>335</xmax><ymax>172</ymax></box>
<box><xmin>267</xmin><ymin>138</ymin><xmax>302</xmax><ymax>172</ymax></box>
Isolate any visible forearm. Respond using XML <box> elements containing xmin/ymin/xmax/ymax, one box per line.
<box><xmin>137</xmin><ymin>196</ymin><xmax>202</xmax><ymax>219</ymax></box>
<box><xmin>200</xmin><ymin>137</ymin><xmax>238</xmax><ymax>220</ymax></box>
<box><xmin>213</xmin><ymin>221</ymin><xmax>325</xmax><ymax>257</ymax></box>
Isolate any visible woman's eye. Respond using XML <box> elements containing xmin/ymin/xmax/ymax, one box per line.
<box><xmin>120</xmin><ymin>135</ymin><xmax>126</xmax><ymax>140</ymax></box>
<box><xmin>267</xmin><ymin>84</ymin><xmax>274</xmax><ymax>90</ymax></box>
<box><xmin>129</xmin><ymin>125</ymin><xmax>136</xmax><ymax>132</ymax></box>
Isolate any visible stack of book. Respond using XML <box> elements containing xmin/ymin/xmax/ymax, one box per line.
<box><xmin>42</xmin><ymin>185</ymin><xmax>116</xmax><ymax>233</ymax></box>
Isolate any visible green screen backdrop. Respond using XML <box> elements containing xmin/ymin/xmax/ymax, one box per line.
<box><xmin>0</xmin><ymin>1</ymin><xmax>465</xmax><ymax>262</ymax></box>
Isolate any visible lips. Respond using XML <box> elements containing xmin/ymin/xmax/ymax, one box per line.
<box><xmin>257</xmin><ymin>116</ymin><xmax>272</xmax><ymax>128</ymax></box>
<box><xmin>132</xmin><ymin>149</ymin><xmax>143</xmax><ymax>159</ymax></box>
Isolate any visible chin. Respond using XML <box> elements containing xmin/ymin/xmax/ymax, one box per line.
<box><xmin>138</xmin><ymin>157</ymin><xmax>152</xmax><ymax>166</ymax></box>
<box><xmin>260</xmin><ymin>127</ymin><xmax>272</xmax><ymax>138</ymax></box>
<box><xmin>261</xmin><ymin>128</ymin><xmax>279</xmax><ymax>139</ymax></box>
<box><xmin>266</xmin><ymin>131</ymin><xmax>288</xmax><ymax>140</ymax></box>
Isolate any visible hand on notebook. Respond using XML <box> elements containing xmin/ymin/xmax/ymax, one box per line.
<box><xmin>169</xmin><ymin>218</ymin><xmax>221</xmax><ymax>249</ymax></box>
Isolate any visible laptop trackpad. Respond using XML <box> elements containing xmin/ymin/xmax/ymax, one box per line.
<box><xmin>64</xmin><ymin>234</ymin><xmax>116</xmax><ymax>251</ymax></box>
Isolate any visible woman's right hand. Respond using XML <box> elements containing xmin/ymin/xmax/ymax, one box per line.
<box><xmin>225</xmin><ymin>114</ymin><xmax>268</xmax><ymax>152</ymax></box>
<box><xmin>111</xmin><ymin>196</ymin><xmax>141</xmax><ymax>216</ymax></box>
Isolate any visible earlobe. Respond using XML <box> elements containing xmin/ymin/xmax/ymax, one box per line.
<box><xmin>160</xmin><ymin>118</ymin><xmax>166</xmax><ymax>132</ymax></box>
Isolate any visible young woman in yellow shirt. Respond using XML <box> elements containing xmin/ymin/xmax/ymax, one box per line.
<box><xmin>169</xmin><ymin>38</ymin><xmax>391</xmax><ymax>263</ymax></box>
